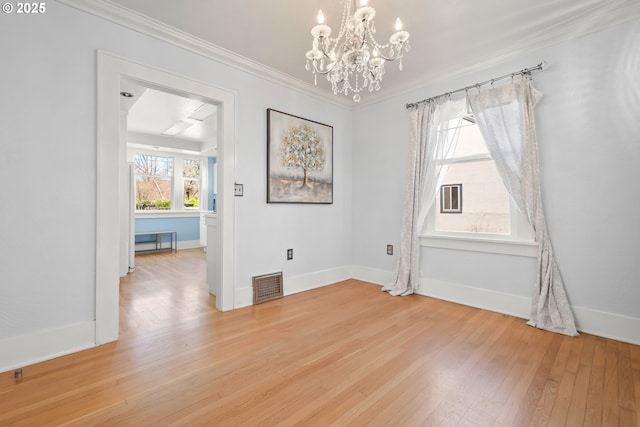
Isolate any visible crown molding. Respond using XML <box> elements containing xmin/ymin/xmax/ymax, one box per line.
<box><xmin>57</xmin><ymin>0</ymin><xmax>640</xmax><ymax>111</ymax></box>
<box><xmin>354</xmin><ymin>8</ymin><xmax>640</xmax><ymax>109</ymax></box>
<box><xmin>57</xmin><ymin>0</ymin><xmax>354</xmax><ymax>110</ymax></box>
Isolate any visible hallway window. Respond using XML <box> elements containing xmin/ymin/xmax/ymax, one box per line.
<box><xmin>134</xmin><ymin>154</ymin><xmax>173</xmax><ymax>210</ymax></box>
<box><xmin>183</xmin><ymin>159</ymin><xmax>201</xmax><ymax>209</ymax></box>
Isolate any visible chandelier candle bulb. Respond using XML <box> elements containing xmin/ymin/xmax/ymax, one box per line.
<box><xmin>305</xmin><ymin>0</ymin><xmax>410</xmax><ymax>102</ymax></box>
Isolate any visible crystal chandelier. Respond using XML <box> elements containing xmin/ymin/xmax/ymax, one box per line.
<box><xmin>305</xmin><ymin>0</ymin><xmax>410</xmax><ymax>102</ymax></box>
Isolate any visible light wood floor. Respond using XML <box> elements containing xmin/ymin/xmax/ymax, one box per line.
<box><xmin>1</xmin><ymin>249</ymin><xmax>639</xmax><ymax>426</ymax></box>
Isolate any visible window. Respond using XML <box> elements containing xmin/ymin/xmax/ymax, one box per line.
<box><xmin>134</xmin><ymin>154</ymin><xmax>173</xmax><ymax>210</ymax></box>
<box><xmin>133</xmin><ymin>152</ymin><xmax>205</xmax><ymax>212</ymax></box>
<box><xmin>182</xmin><ymin>159</ymin><xmax>201</xmax><ymax>209</ymax></box>
<box><xmin>423</xmin><ymin>117</ymin><xmax>534</xmax><ymax>252</ymax></box>
<box><xmin>440</xmin><ymin>184</ymin><xmax>462</xmax><ymax>213</ymax></box>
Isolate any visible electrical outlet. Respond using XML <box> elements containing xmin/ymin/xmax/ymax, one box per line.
<box><xmin>287</xmin><ymin>249</ymin><xmax>293</xmax><ymax>260</ymax></box>
<box><xmin>386</xmin><ymin>244</ymin><xmax>393</xmax><ymax>255</ymax></box>
<box><xmin>234</xmin><ymin>183</ymin><xmax>243</xmax><ymax>196</ymax></box>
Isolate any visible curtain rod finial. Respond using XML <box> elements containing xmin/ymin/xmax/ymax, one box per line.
<box><xmin>540</xmin><ymin>61</ymin><xmax>549</xmax><ymax>71</ymax></box>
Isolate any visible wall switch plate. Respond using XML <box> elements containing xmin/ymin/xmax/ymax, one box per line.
<box><xmin>234</xmin><ymin>183</ymin><xmax>243</xmax><ymax>196</ymax></box>
<box><xmin>387</xmin><ymin>244</ymin><xmax>393</xmax><ymax>255</ymax></box>
<box><xmin>287</xmin><ymin>249</ymin><xmax>293</xmax><ymax>260</ymax></box>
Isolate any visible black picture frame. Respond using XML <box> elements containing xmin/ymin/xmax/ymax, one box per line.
<box><xmin>267</xmin><ymin>109</ymin><xmax>333</xmax><ymax>204</ymax></box>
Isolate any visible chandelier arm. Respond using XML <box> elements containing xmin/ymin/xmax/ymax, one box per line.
<box><xmin>311</xmin><ymin>61</ymin><xmax>334</xmax><ymax>76</ymax></box>
<box><xmin>375</xmin><ymin>46</ymin><xmax>405</xmax><ymax>62</ymax></box>
<box><xmin>317</xmin><ymin>36</ymin><xmax>332</xmax><ymax>59</ymax></box>
<box><xmin>365</xmin><ymin>26</ymin><xmax>391</xmax><ymax>50</ymax></box>
<box><xmin>312</xmin><ymin>37</ymin><xmax>338</xmax><ymax>75</ymax></box>
<box><xmin>360</xmin><ymin>31</ymin><xmax>367</xmax><ymax>49</ymax></box>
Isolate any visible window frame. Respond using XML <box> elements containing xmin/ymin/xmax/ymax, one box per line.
<box><xmin>133</xmin><ymin>153</ymin><xmax>174</xmax><ymax>211</ymax></box>
<box><xmin>131</xmin><ymin>149</ymin><xmax>208</xmax><ymax>216</ymax></box>
<box><xmin>420</xmin><ymin>122</ymin><xmax>537</xmax><ymax>257</ymax></box>
<box><xmin>180</xmin><ymin>158</ymin><xmax>202</xmax><ymax>210</ymax></box>
<box><xmin>440</xmin><ymin>183</ymin><xmax>462</xmax><ymax>213</ymax></box>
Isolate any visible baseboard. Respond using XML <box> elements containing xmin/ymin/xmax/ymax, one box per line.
<box><xmin>234</xmin><ymin>287</ymin><xmax>253</xmax><ymax>309</ymax></box>
<box><xmin>177</xmin><ymin>240</ymin><xmax>203</xmax><ymax>250</ymax></box>
<box><xmin>351</xmin><ymin>266</ymin><xmax>640</xmax><ymax>345</ymax></box>
<box><xmin>134</xmin><ymin>240</ymin><xmax>202</xmax><ymax>252</ymax></box>
<box><xmin>572</xmin><ymin>306</ymin><xmax>640</xmax><ymax>345</ymax></box>
<box><xmin>233</xmin><ymin>266</ymin><xmax>354</xmax><ymax>309</ymax></box>
<box><xmin>348</xmin><ymin>265</ymin><xmax>396</xmax><ymax>286</ymax></box>
<box><xmin>284</xmin><ymin>266</ymin><xmax>353</xmax><ymax>296</ymax></box>
<box><xmin>0</xmin><ymin>321</ymin><xmax>96</xmax><ymax>374</ymax></box>
<box><xmin>417</xmin><ymin>277</ymin><xmax>531</xmax><ymax>320</ymax></box>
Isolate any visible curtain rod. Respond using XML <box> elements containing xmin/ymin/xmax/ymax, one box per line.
<box><xmin>405</xmin><ymin>61</ymin><xmax>548</xmax><ymax>110</ymax></box>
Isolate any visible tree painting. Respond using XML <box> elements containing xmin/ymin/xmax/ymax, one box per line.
<box><xmin>280</xmin><ymin>124</ymin><xmax>326</xmax><ymax>188</ymax></box>
<box><xmin>267</xmin><ymin>109</ymin><xmax>332</xmax><ymax>204</ymax></box>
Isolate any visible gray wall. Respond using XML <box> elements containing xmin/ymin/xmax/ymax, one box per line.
<box><xmin>0</xmin><ymin>2</ymin><xmax>353</xmax><ymax>342</ymax></box>
<box><xmin>352</xmin><ymin>20</ymin><xmax>640</xmax><ymax>320</ymax></box>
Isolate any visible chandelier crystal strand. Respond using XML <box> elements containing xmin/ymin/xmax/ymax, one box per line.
<box><xmin>306</xmin><ymin>0</ymin><xmax>410</xmax><ymax>102</ymax></box>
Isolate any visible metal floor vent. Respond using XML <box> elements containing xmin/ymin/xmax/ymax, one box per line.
<box><xmin>252</xmin><ymin>272</ymin><xmax>283</xmax><ymax>304</ymax></box>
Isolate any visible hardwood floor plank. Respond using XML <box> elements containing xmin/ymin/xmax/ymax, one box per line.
<box><xmin>565</xmin><ymin>334</ymin><xmax>596</xmax><ymax>426</ymax></box>
<box><xmin>528</xmin><ymin>336</ymin><xmax>572</xmax><ymax>426</ymax></box>
<box><xmin>619</xmin><ymin>343</ymin><xmax>637</xmax><ymax>416</ymax></box>
<box><xmin>0</xmin><ymin>249</ymin><xmax>639</xmax><ymax>426</ymax></box>
<box><xmin>584</xmin><ymin>337</ymin><xmax>608</xmax><ymax>426</ymax></box>
<box><xmin>546</xmin><ymin>336</ymin><xmax>583</xmax><ymax>426</ymax></box>
<box><xmin>634</xmin><ymin>369</ymin><xmax>640</xmax><ymax>427</ymax></box>
<box><xmin>509</xmin><ymin>333</ymin><xmax>563</xmax><ymax>426</ymax></box>
<box><xmin>602</xmin><ymin>340</ymin><xmax>620</xmax><ymax>426</ymax></box>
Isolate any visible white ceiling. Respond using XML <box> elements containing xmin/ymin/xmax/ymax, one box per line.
<box><xmin>89</xmin><ymin>0</ymin><xmax>640</xmax><ymax>105</ymax></box>
<box><xmin>120</xmin><ymin>79</ymin><xmax>218</xmax><ymax>154</ymax></box>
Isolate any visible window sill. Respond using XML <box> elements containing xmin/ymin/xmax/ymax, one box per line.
<box><xmin>135</xmin><ymin>210</ymin><xmax>204</xmax><ymax>219</ymax></box>
<box><xmin>419</xmin><ymin>234</ymin><xmax>538</xmax><ymax>258</ymax></box>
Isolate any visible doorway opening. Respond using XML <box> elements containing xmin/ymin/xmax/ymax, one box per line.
<box><xmin>120</xmin><ymin>79</ymin><xmax>218</xmax><ymax>272</ymax></box>
<box><xmin>119</xmin><ymin>80</ymin><xmax>218</xmax><ymax>335</ymax></box>
<box><xmin>96</xmin><ymin>51</ymin><xmax>236</xmax><ymax>345</ymax></box>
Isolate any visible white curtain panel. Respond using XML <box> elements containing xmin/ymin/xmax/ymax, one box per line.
<box><xmin>468</xmin><ymin>79</ymin><xmax>578</xmax><ymax>336</ymax></box>
<box><xmin>383</xmin><ymin>98</ymin><xmax>466</xmax><ymax>296</ymax></box>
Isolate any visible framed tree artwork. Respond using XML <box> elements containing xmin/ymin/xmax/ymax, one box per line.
<box><xmin>267</xmin><ymin>109</ymin><xmax>333</xmax><ymax>204</ymax></box>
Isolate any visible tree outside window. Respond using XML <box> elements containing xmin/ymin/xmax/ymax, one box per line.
<box><xmin>134</xmin><ymin>154</ymin><xmax>173</xmax><ymax>210</ymax></box>
<box><xmin>183</xmin><ymin>159</ymin><xmax>201</xmax><ymax>209</ymax></box>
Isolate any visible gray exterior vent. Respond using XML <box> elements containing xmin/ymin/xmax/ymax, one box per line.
<box><xmin>252</xmin><ymin>272</ymin><xmax>284</xmax><ymax>304</ymax></box>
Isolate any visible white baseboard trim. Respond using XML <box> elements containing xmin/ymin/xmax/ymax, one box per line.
<box><xmin>284</xmin><ymin>266</ymin><xmax>352</xmax><ymax>296</ymax></box>
<box><xmin>0</xmin><ymin>321</ymin><xmax>96</xmax><ymax>374</ymax></box>
<box><xmin>417</xmin><ymin>277</ymin><xmax>531</xmax><ymax>320</ymax></box>
<box><xmin>134</xmin><ymin>240</ymin><xmax>202</xmax><ymax>252</ymax></box>
<box><xmin>234</xmin><ymin>287</ymin><xmax>253</xmax><ymax>309</ymax></box>
<box><xmin>348</xmin><ymin>265</ymin><xmax>396</xmax><ymax>286</ymax></box>
<box><xmin>177</xmin><ymin>240</ymin><xmax>203</xmax><ymax>250</ymax></box>
<box><xmin>233</xmin><ymin>266</ymin><xmax>354</xmax><ymax>309</ymax></box>
<box><xmin>573</xmin><ymin>306</ymin><xmax>640</xmax><ymax>346</ymax></box>
<box><xmin>351</xmin><ymin>266</ymin><xmax>640</xmax><ymax>345</ymax></box>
